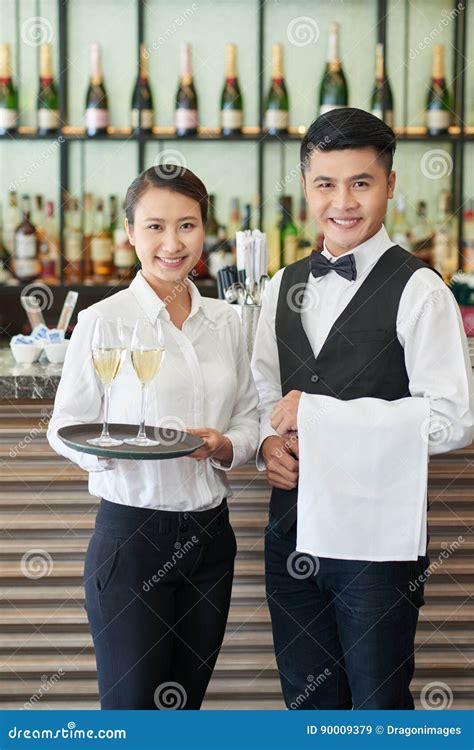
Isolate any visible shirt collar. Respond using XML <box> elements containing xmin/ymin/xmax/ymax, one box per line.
<box><xmin>322</xmin><ymin>224</ymin><xmax>394</xmax><ymax>280</ymax></box>
<box><xmin>129</xmin><ymin>270</ymin><xmax>212</xmax><ymax>323</ymax></box>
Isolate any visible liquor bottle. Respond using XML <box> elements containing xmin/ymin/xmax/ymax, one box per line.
<box><xmin>426</xmin><ymin>44</ymin><xmax>451</xmax><ymax>136</ymax></box>
<box><xmin>205</xmin><ymin>194</ymin><xmax>220</xmax><ymax>254</ymax></box>
<box><xmin>3</xmin><ymin>190</ymin><xmax>20</xmax><ymax>254</ymax></box>
<box><xmin>265</xmin><ymin>199</ymin><xmax>283</xmax><ymax>275</ymax></box>
<box><xmin>39</xmin><ymin>200</ymin><xmax>59</xmax><ymax>282</ymax></box>
<box><xmin>85</xmin><ymin>42</ymin><xmax>109</xmax><ymax>137</ymax></box>
<box><xmin>37</xmin><ymin>44</ymin><xmax>59</xmax><ymax>134</ymax></box>
<box><xmin>264</xmin><ymin>43</ymin><xmax>289</xmax><ymax>135</ymax></box>
<box><xmin>220</xmin><ymin>44</ymin><xmax>243</xmax><ymax>136</ymax></box>
<box><xmin>91</xmin><ymin>198</ymin><xmax>113</xmax><ymax>280</ymax></box>
<box><xmin>83</xmin><ymin>192</ymin><xmax>94</xmax><ymax>280</ymax></box>
<box><xmin>433</xmin><ymin>190</ymin><xmax>457</xmax><ymax>279</ymax></box>
<box><xmin>32</xmin><ymin>195</ymin><xmax>44</xmax><ymax>231</ymax></box>
<box><xmin>242</xmin><ymin>203</ymin><xmax>252</xmax><ymax>231</ymax></box>
<box><xmin>281</xmin><ymin>196</ymin><xmax>298</xmax><ymax>266</ymax></box>
<box><xmin>462</xmin><ymin>199</ymin><xmax>474</xmax><ymax>274</ymax></box>
<box><xmin>390</xmin><ymin>194</ymin><xmax>412</xmax><ymax>253</ymax></box>
<box><xmin>175</xmin><ymin>42</ymin><xmax>198</xmax><ymax>137</ymax></box>
<box><xmin>113</xmin><ymin>227</ymin><xmax>137</xmax><ymax>282</ymax></box>
<box><xmin>227</xmin><ymin>197</ymin><xmax>241</xmax><ymax>252</ymax></box>
<box><xmin>411</xmin><ymin>201</ymin><xmax>434</xmax><ymax>265</ymax></box>
<box><xmin>131</xmin><ymin>43</ymin><xmax>154</xmax><ymax>133</ymax></box>
<box><xmin>14</xmin><ymin>196</ymin><xmax>39</xmax><ymax>282</ymax></box>
<box><xmin>319</xmin><ymin>23</ymin><xmax>348</xmax><ymax>116</ymax></box>
<box><xmin>0</xmin><ymin>202</ymin><xmax>11</xmax><ymax>280</ymax></box>
<box><xmin>64</xmin><ymin>196</ymin><xmax>83</xmax><ymax>283</ymax></box>
<box><xmin>108</xmin><ymin>195</ymin><xmax>119</xmax><ymax>235</ymax></box>
<box><xmin>297</xmin><ymin>195</ymin><xmax>313</xmax><ymax>260</ymax></box>
<box><xmin>371</xmin><ymin>43</ymin><xmax>393</xmax><ymax>129</ymax></box>
<box><xmin>0</xmin><ymin>43</ymin><xmax>18</xmax><ymax>135</ymax></box>
<box><xmin>207</xmin><ymin>226</ymin><xmax>234</xmax><ymax>279</ymax></box>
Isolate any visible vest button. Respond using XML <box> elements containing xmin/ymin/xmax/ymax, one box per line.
<box><xmin>310</xmin><ymin>374</ymin><xmax>320</xmax><ymax>383</ymax></box>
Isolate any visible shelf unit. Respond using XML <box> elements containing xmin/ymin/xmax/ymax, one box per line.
<box><xmin>1</xmin><ymin>0</ymin><xmax>471</xmax><ymax>284</ymax></box>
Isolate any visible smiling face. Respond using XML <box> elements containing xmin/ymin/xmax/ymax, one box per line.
<box><xmin>302</xmin><ymin>146</ymin><xmax>396</xmax><ymax>256</ymax></box>
<box><xmin>125</xmin><ymin>186</ymin><xmax>205</xmax><ymax>288</ymax></box>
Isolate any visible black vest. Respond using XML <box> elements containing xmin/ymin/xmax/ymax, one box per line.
<box><xmin>271</xmin><ymin>244</ymin><xmax>438</xmax><ymax>533</ymax></box>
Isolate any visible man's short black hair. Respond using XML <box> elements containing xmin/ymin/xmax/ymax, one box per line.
<box><xmin>300</xmin><ymin>107</ymin><xmax>396</xmax><ymax>176</ymax></box>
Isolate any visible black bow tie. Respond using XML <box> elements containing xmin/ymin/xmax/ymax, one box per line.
<box><xmin>310</xmin><ymin>251</ymin><xmax>357</xmax><ymax>282</ymax></box>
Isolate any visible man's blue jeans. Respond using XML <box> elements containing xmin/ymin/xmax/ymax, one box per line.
<box><xmin>265</xmin><ymin>513</ymin><xmax>429</xmax><ymax>710</ymax></box>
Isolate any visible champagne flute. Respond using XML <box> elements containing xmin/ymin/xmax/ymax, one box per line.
<box><xmin>124</xmin><ymin>317</ymin><xmax>165</xmax><ymax>447</ymax></box>
<box><xmin>87</xmin><ymin>317</ymin><xmax>126</xmax><ymax>447</ymax></box>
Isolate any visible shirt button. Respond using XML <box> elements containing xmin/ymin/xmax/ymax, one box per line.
<box><xmin>310</xmin><ymin>374</ymin><xmax>320</xmax><ymax>383</ymax></box>
<box><xmin>174</xmin><ymin>542</ymin><xmax>182</xmax><ymax>550</ymax></box>
<box><xmin>183</xmin><ymin>513</ymin><xmax>189</xmax><ymax>520</ymax></box>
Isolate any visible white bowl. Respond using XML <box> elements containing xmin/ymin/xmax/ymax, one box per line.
<box><xmin>44</xmin><ymin>340</ymin><xmax>69</xmax><ymax>364</ymax></box>
<box><xmin>10</xmin><ymin>343</ymin><xmax>42</xmax><ymax>364</ymax></box>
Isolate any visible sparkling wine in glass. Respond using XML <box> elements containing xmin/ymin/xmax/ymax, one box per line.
<box><xmin>124</xmin><ymin>317</ymin><xmax>165</xmax><ymax>447</ymax></box>
<box><xmin>87</xmin><ymin>317</ymin><xmax>126</xmax><ymax>447</ymax></box>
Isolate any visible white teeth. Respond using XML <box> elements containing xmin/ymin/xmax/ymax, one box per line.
<box><xmin>157</xmin><ymin>257</ymin><xmax>184</xmax><ymax>265</ymax></box>
<box><xmin>332</xmin><ymin>218</ymin><xmax>360</xmax><ymax>226</ymax></box>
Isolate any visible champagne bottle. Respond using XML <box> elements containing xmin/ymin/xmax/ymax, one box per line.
<box><xmin>281</xmin><ymin>196</ymin><xmax>298</xmax><ymax>266</ymax></box>
<box><xmin>37</xmin><ymin>44</ymin><xmax>59</xmax><ymax>134</ymax></box>
<box><xmin>175</xmin><ymin>42</ymin><xmax>198</xmax><ymax>137</ymax></box>
<box><xmin>131</xmin><ymin>43</ymin><xmax>154</xmax><ymax>133</ymax></box>
<box><xmin>0</xmin><ymin>43</ymin><xmax>18</xmax><ymax>136</ymax></box>
<box><xmin>264</xmin><ymin>43</ymin><xmax>289</xmax><ymax>135</ymax></box>
<box><xmin>14</xmin><ymin>196</ymin><xmax>39</xmax><ymax>282</ymax></box>
<box><xmin>371</xmin><ymin>43</ymin><xmax>393</xmax><ymax>129</ymax></box>
<box><xmin>91</xmin><ymin>198</ymin><xmax>113</xmax><ymax>280</ymax></box>
<box><xmin>85</xmin><ymin>42</ymin><xmax>109</xmax><ymax>137</ymax></box>
<box><xmin>64</xmin><ymin>196</ymin><xmax>83</xmax><ymax>283</ymax></box>
<box><xmin>426</xmin><ymin>44</ymin><xmax>451</xmax><ymax>136</ymax></box>
<box><xmin>220</xmin><ymin>44</ymin><xmax>243</xmax><ymax>136</ymax></box>
<box><xmin>319</xmin><ymin>23</ymin><xmax>348</xmax><ymax>115</ymax></box>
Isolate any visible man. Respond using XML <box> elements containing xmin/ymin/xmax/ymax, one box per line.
<box><xmin>251</xmin><ymin>107</ymin><xmax>473</xmax><ymax>710</ymax></box>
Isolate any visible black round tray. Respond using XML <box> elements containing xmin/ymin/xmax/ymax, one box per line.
<box><xmin>57</xmin><ymin>423</ymin><xmax>205</xmax><ymax>460</ymax></box>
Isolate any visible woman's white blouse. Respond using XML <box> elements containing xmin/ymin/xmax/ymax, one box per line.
<box><xmin>47</xmin><ymin>271</ymin><xmax>259</xmax><ymax>511</ymax></box>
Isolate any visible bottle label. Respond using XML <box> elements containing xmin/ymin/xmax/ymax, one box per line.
<box><xmin>15</xmin><ymin>258</ymin><xmax>38</xmax><ymax>278</ymax></box>
<box><xmin>426</xmin><ymin>110</ymin><xmax>450</xmax><ymax>130</ymax></box>
<box><xmin>91</xmin><ymin>237</ymin><xmax>113</xmax><ymax>262</ymax></box>
<box><xmin>85</xmin><ymin>108</ymin><xmax>109</xmax><ymax>129</ymax></box>
<box><xmin>114</xmin><ymin>248</ymin><xmax>136</xmax><ymax>268</ymax></box>
<box><xmin>131</xmin><ymin>109</ymin><xmax>153</xmax><ymax>129</ymax></box>
<box><xmin>371</xmin><ymin>108</ymin><xmax>393</xmax><ymax>129</ymax></box>
<box><xmin>265</xmin><ymin>109</ymin><xmax>289</xmax><ymax>130</ymax></box>
<box><xmin>16</xmin><ymin>234</ymin><xmax>37</xmax><ymax>259</ymax></box>
<box><xmin>38</xmin><ymin>108</ymin><xmax>60</xmax><ymax>130</ymax></box>
<box><xmin>319</xmin><ymin>104</ymin><xmax>346</xmax><ymax>116</ymax></box>
<box><xmin>175</xmin><ymin>108</ymin><xmax>198</xmax><ymax>130</ymax></box>
<box><xmin>221</xmin><ymin>109</ymin><xmax>243</xmax><ymax>129</ymax></box>
<box><xmin>65</xmin><ymin>234</ymin><xmax>82</xmax><ymax>262</ymax></box>
<box><xmin>0</xmin><ymin>108</ymin><xmax>17</xmax><ymax>129</ymax></box>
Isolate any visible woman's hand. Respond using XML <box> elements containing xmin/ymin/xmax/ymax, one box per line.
<box><xmin>187</xmin><ymin>428</ymin><xmax>233</xmax><ymax>466</ymax></box>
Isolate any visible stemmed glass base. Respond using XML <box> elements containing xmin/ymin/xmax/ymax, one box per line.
<box><xmin>87</xmin><ymin>434</ymin><xmax>123</xmax><ymax>447</ymax></box>
<box><xmin>123</xmin><ymin>434</ymin><xmax>160</xmax><ymax>447</ymax></box>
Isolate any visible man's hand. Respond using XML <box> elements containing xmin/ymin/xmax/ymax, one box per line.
<box><xmin>261</xmin><ymin>434</ymin><xmax>299</xmax><ymax>490</ymax></box>
<box><xmin>187</xmin><ymin>428</ymin><xmax>233</xmax><ymax>466</ymax></box>
<box><xmin>271</xmin><ymin>390</ymin><xmax>302</xmax><ymax>435</ymax></box>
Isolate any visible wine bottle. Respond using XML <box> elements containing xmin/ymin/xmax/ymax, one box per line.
<box><xmin>39</xmin><ymin>200</ymin><xmax>58</xmax><ymax>282</ymax></box>
<box><xmin>37</xmin><ymin>44</ymin><xmax>59</xmax><ymax>135</ymax></box>
<box><xmin>297</xmin><ymin>195</ymin><xmax>312</xmax><ymax>260</ymax></box>
<box><xmin>220</xmin><ymin>43</ymin><xmax>243</xmax><ymax>136</ymax></box>
<box><xmin>426</xmin><ymin>44</ymin><xmax>452</xmax><ymax>136</ymax></box>
<box><xmin>390</xmin><ymin>194</ymin><xmax>412</xmax><ymax>253</ymax></box>
<box><xmin>411</xmin><ymin>200</ymin><xmax>434</xmax><ymax>265</ymax></box>
<box><xmin>205</xmin><ymin>194</ymin><xmax>220</xmax><ymax>254</ymax></box>
<box><xmin>264</xmin><ymin>43</ymin><xmax>289</xmax><ymax>135</ymax></box>
<box><xmin>113</xmin><ymin>227</ymin><xmax>137</xmax><ymax>282</ymax></box>
<box><xmin>85</xmin><ymin>42</ymin><xmax>109</xmax><ymax>137</ymax></box>
<box><xmin>3</xmin><ymin>190</ymin><xmax>20</xmax><ymax>254</ymax></box>
<box><xmin>281</xmin><ymin>196</ymin><xmax>298</xmax><ymax>266</ymax></box>
<box><xmin>91</xmin><ymin>198</ymin><xmax>113</xmax><ymax>280</ymax></box>
<box><xmin>175</xmin><ymin>42</ymin><xmax>198</xmax><ymax>137</ymax></box>
<box><xmin>83</xmin><ymin>192</ymin><xmax>94</xmax><ymax>280</ymax></box>
<box><xmin>14</xmin><ymin>196</ymin><xmax>39</xmax><ymax>282</ymax></box>
<box><xmin>319</xmin><ymin>22</ymin><xmax>348</xmax><ymax>115</ymax></box>
<box><xmin>227</xmin><ymin>197</ymin><xmax>241</xmax><ymax>254</ymax></box>
<box><xmin>371</xmin><ymin>43</ymin><xmax>393</xmax><ymax>129</ymax></box>
<box><xmin>242</xmin><ymin>203</ymin><xmax>252</xmax><ymax>231</ymax></box>
<box><xmin>0</xmin><ymin>43</ymin><xmax>18</xmax><ymax>136</ymax></box>
<box><xmin>131</xmin><ymin>43</ymin><xmax>154</xmax><ymax>133</ymax></box>
<box><xmin>64</xmin><ymin>196</ymin><xmax>83</xmax><ymax>283</ymax></box>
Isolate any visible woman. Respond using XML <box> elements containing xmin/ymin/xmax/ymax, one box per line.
<box><xmin>47</xmin><ymin>166</ymin><xmax>259</xmax><ymax>710</ymax></box>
